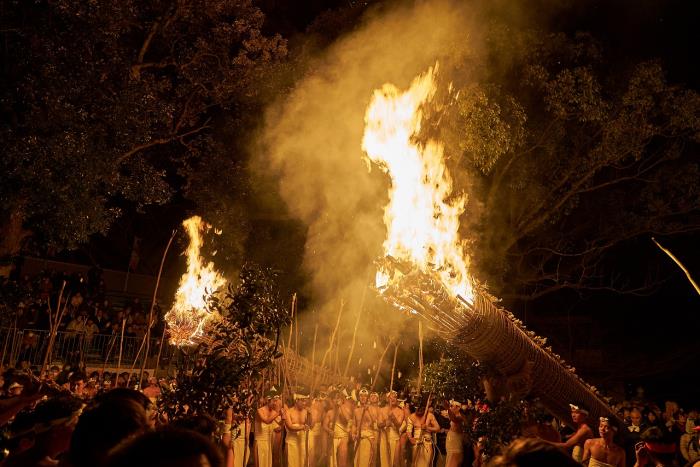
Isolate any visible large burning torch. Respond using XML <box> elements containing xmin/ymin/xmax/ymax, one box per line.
<box><xmin>363</xmin><ymin>66</ymin><xmax>618</xmax><ymax>424</ymax></box>
<box><xmin>165</xmin><ymin>216</ymin><xmax>226</xmax><ymax>347</ymax></box>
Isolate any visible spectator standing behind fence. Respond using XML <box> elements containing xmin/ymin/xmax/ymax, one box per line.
<box><xmin>681</xmin><ymin>418</ymin><xmax>700</xmax><ymax>466</ymax></box>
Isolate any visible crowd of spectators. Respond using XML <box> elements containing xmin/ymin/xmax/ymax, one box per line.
<box><xmin>2</xmin><ymin>269</ymin><xmax>164</xmax><ymax>348</ymax></box>
<box><xmin>0</xmin><ymin>368</ymin><xmax>221</xmax><ymax>467</ymax></box>
<box><xmin>610</xmin><ymin>388</ymin><xmax>700</xmax><ymax>467</ymax></box>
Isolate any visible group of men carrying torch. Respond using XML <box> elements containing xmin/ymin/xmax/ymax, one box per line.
<box><xmin>248</xmin><ymin>385</ymin><xmax>466</xmax><ymax>467</ymax></box>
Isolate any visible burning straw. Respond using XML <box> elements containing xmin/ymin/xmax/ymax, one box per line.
<box><xmin>165</xmin><ymin>216</ymin><xmax>226</xmax><ymax>347</ymax></box>
<box><xmin>363</xmin><ymin>66</ymin><xmax>618</xmax><ymax>424</ymax></box>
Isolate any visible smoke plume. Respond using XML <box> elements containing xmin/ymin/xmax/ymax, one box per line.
<box><xmin>253</xmin><ymin>0</ymin><xmax>481</xmax><ymax>383</ymax></box>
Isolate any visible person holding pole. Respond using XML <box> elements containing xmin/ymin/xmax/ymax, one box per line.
<box><xmin>380</xmin><ymin>390</ymin><xmax>404</xmax><ymax>467</ymax></box>
<box><xmin>255</xmin><ymin>387</ymin><xmax>281</xmax><ymax>467</ymax></box>
<box><xmin>271</xmin><ymin>394</ymin><xmax>284</xmax><ymax>467</ymax></box>
<box><xmin>284</xmin><ymin>388</ymin><xmax>310</xmax><ymax>467</ymax></box>
<box><xmin>353</xmin><ymin>388</ymin><xmax>378</xmax><ymax>467</ymax></box>
<box><xmin>407</xmin><ymin>395</ymin><xmax>439</xmax><ymax>467</ymax></box>
<box><xmin>309</xmin><ymin>390</ymin><xmax>325</xmax><ymax>466</ymax></box>
<box><xmin>325</xmin><ymin>389</ymin><xmax>353</xmax><ymax>467</ymax></box>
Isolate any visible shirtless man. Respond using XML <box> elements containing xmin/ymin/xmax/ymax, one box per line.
<box><xmin>446</xmin><ymin>400</ymin><xmax>465</xmax><ymax>467</ymax></box>
<box><xmin>284</xmin><ymin>391</ymin><xmax>310</xmax><ymax>467</ymax></box>
<box><xmin>550</xmin><ymin>403</ymin><xmax>594</xmax><ymax>462</ymax></box>
<box><xmin>583</xmin><ymin>417</ymin><xmax>626</xmax><ymax>467</ymax></box>
<box><xmin>272</xmin><ymin>395</ymin><xmax>284</xmax><ymax>466</ymax></box>
<box><xmin>309</xmin><ymin>391</ymin><xmax>326</xmax><ymax>466</ymax></box>
<box><xmin>324</xmin><ymin>390</ymin><xmax>354</xmax><ymax>467</ymax></box>
<box><xmin>380</xmin><ymin>390</ymin><xmax>405</xmax><ymax>467</ymax></box>
<box><xmin>397</xmin><ymin>395</ymin><xmax>411</xmax><ymax>467</ymax></box>
<box><xmin>407</xmin><ymin>397</ymin><xmax>441</xmax><ymax>467</ymax></box>
<box><xmin>255</xmin><ymin>388</ymin><xmax>280</xmax><ymax>467</ymax></box>
<box><xmin>353</xmin><ymin>388</ymin><xmax>379</xmax><ymax>467</ymax></box>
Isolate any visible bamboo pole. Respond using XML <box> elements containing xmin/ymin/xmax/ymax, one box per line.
<box><xmin>653</xmin><ymin>237</ymin><xmax>700</xmax><ymax>296</ymax></box>
<box><xmin>1</xmin><ymin>308</ymin><xmax>19</xmax><ymax>369</ymax></box>
<box><xmin>40</xmin><ymin>281</ymin><xmax>67</xmax><ymax>379</ymax></box>
<box><xmin>138</xmin><ymin>230</ymin><xmax>177</xmax><ymax>386</ymax></box>
<box><xmin>287</xmin><ymin>293</ymin><xmax>297</xmax><ymax>350</ymax></box>
<box><xmin>115</xmin><ymin>317</ymin><xmax>126</xmax><ymax>381</ymax></box>
<box><xmin>319</xmin><ymin>299</ymin><xmax>343</xmax><ymax>371</ymax></box>
<box><xmin>127</xmin><ymin>329</ymin><xmax>148</xmax><ymax>384</ymax></box>
<box><xmin>102</xmin><ymin>334</ymin><xmax>118</xmax><ymax>374</ymax></box>
<box><xmin>294</xmin><ymin>307</ymin><xmax>299</xmax><ymax>355</ymax></box>
<box><xmin>389</xmin><ymin>343</ymin><xmax>399</xmax><ymax>392</ymax></box>
<box><xmin>284</xmin><ymin>294</ymin><xmax>297</xmax><ymax>389</ymax></box>
<box><xmin>311</xmin><ymin>323</ymin><xmax>318</xmax><ymax>385</ymax></box>
<box><xmin>417</xmin><ymin>321</ymin><xmax>424</xmax><ymax>393</ymax></box>
<box><xmin>371</xmin><ymin>339</ymin><xmax>393</xmax><ymax>391</ymax></box>
<box><xmin>343</xmin><ymin>279</ymin><xmax>369</xmax><ymax>378</ymax></box>
<box><xmin>0</xmin><ymin>327</ymin><xmax>10</xmax><ymax>369</ymax></box>
<box><xmin>153</xmin><ymin>325</ymin><xmax>167</xmax><ymax>378</ymax></box>
<box><xmin>334</xmin><ymin>334</ymin><xmax>340</xmax><ymax>375</ymax></box>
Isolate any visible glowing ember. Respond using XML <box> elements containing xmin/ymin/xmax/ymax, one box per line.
<box><xmin>165</xmin><ymin>216</ymin><xmax>226</xmax><ymax>346</ymax></box>
<box><xmin>362</xmin><ymin>66</ymin><xmax>474</xmax><ymax>304</ymax></box>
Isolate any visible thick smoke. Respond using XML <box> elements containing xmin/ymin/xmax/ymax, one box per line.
<box><xmin>253</xmin><ymin>0</ymin><xmax>480</xmax><ymax>383</ymax></box>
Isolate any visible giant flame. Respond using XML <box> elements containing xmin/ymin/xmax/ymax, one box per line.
<box><xmin>165</xmin><ymin>216</ymin><xmax>226</xmax><ymax>346</ymax></box>
<box><xmin>362</xmin><ymin>66</ymin><xmax>474</xmax><ymax>304</ymax></box>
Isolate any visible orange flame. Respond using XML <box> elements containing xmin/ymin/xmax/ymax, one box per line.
<box><xmin>363</xmin><ymin>66</ymin><xmax>474</xmax><ymax>304</ymax></box>
<box><xmin>165</xmin><ymin>216</ymin><xmax>226</xmax><ymax>346</ymax></box>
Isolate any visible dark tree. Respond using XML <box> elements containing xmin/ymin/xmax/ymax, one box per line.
<box><xmin>0</xmin><ymin>0</ymin><xmax>287</xmax><ymax>274</ymax></box>
<box><xmin>432</xmin><ymin>30</ymin><xmax>700</xmax><ymax>301</ymax></box>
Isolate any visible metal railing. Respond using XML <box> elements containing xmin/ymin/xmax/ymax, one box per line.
<box><xmin>0</xmin><ymin>327</ymin><xmax>176</xmax><ymax>370</ymax></box>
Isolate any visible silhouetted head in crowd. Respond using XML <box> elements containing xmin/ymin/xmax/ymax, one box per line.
<box><xmin>4</xmin><ymin>394</ymin><xmax>83</xmax><ymax>465</ymax></box>
<box><xmin>170</xmin><ymin>415</ymin><xmax>218</xmax><ymax>437</ymax></box>
<box><xmin>487</xmin><ymin>438</ymin><xmax>582</xmax><ymax>467</ymax></box>
<box><xmin>68</xmin><ymin>392</ymin><xmax>150</xmax><ymax>467</ymax></box>
<box><xmin>96</xmin><ymin>387</ymin><xmax>157</xmax><ymax>428</ymax></box>
<box><xmin>107</xmin><ymin>428</ymin><xmax>223</xmax><ymax>467</ymax></box>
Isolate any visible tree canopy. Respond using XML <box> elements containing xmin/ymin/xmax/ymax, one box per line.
<box><xmin>431</xmin><ymin>29</ymin><xmax>700</xmax><ymax>301</ymax></box>
<box><xmin>0</xmin><ymin>0</ymin><xmax>287</xmax><ymax>269</ymax></box>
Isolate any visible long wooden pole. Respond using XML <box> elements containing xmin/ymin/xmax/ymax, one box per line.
<box><xmin>128</xmin><ymin>332</ymin><xmax>148</xmax><ymax>382</ymax></box>
<box><xmin>153</xmin><ymin>325</ymin><xmax>167</xmax><ymax>378</ymax></box>
<box><xmin>102</xmin><ymin>334</ymin><xmax>118</xmax><ymax>374</ymax></box>
<box><xmin>653</xmin><ymin>237</ymin><xmax>700</xmax><ymax>296</ymax></box>
<box><xmin>342</xmin><ymin>275</ymin><xmax>371</xmax><ymax>378</ymax></box>
<box><xmin>280</xmin><ymin>298</ymin><xmax>295</xmax><ymax>395</ymax></box>
<box><xmin>294</xmin><ymin>307</ymin><xmax>299</xmax><ymax>355</ymax></box>
<box><xmin>39</xmin><ymin>281</ymin><xmax>68</xmax><ymax>378</ymax></box>
<box><xmin>115</xmin><ymin>317</ymin><xmax>126</xmax><ymax>380</ymax></box>
<box><xmin>334</xmin><ymin>333</ymin><xmax>341</xmax><ymax>375</ymax></box>
<box><xmin>138</xmin><ymin>230</ymin><xmax>177</xmax><ymax>385</ymax></box>
<box><xmin>287</xmin><ymin>293</ymin><xmax>297</xmax><ymax>350</ymax></box>
<box><xmin>319</xmin><ymin>299</ymin><xmax>343</xmax><ymax>372</ymax></box>
<box><xmin>311</xmin><ymin>323</ymin><xmax>318</xmax><ymax>385</ymax></box>
<box><xmin>40</xmin><ymin>281</ymin><xmax>67</xmax><ymax>379</ymax></box>
<box><xmin>417</xmin><ymin>321</ymin><xmax>424</xmax><ymax>393</ymax></box>
<box><xmin>389</xmin><ymin>343</ymin><xmax>399</xmax><ymax>392</ymax></box>
<box><xmin>371</xmin><ymin>339</ymin><xmax>393</xmax><ymax>390</ymax></box>
<box><xmin>2</xmin><ymin>305</ymin><xmax>20</xmax><ymax>370</ymax></box>
<box><xmin>343</xmin><ymin>297</ymin><xmax>363</xmax><ymax>377</ymax></box>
